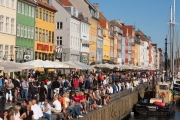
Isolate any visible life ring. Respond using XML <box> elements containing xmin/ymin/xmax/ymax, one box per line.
<box><xmin>160</xmin><ymin>92</ymin><xmax>166</xmax><ymax>98</ymax></box>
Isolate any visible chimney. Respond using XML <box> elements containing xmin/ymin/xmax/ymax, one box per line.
<box><xmin>118</xmin><ymin>19</ymin><xmax>122</xmax><ymax>24</ymax></box>
<box><xmin>93</xmin><ymin>3</ymin><xmax>99</xmax><ymax>11</ymax></box>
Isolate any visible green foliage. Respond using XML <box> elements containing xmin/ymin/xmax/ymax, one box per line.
<box><xmin>38</xmin><ymin>75</ymin><xmax>47</xmax><ymax>81</ymax></box>
<box><xmin>171</xmin><ymin>90</ymin><xmax>176</xmax><ymax>96</ymax></box>
<box><xmin>18</xmin><ymin>74</ymin><xmax>27</xmax><ymax>80</ymax></box>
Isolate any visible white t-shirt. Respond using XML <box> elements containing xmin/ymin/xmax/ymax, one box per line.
<box><xmin>53</xmin><ymin>100</ymin><xmax>62</xmax><ymax>111</ymax></box>
<box><xmin>0</xmin><ymin>118</ymin><xmax>2</xmax><ymax>120</ymax></box>
<box><xmin>31</xmin><ymin>104</ymin><xmax>43</xmax><ymax>119</ymax></box>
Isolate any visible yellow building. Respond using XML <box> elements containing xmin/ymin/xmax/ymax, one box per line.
<box><xmin>134</xmin><ymin>43</ymin><xmax>141</xmax><ymax>66</ymax></box>
<box><xmin>99</xmin><ymin>13</ymin><xmax>110</xmax><ymax>62</ymax></box>
<box><xmin>35</xmin><ymin>0</ymin><xmax>57</xmax><ymax>61</ymax></box>
<box><xmin>89</xmin><ymin>15</ymin><xmax>98</xmax><ymax>64</ymax></box>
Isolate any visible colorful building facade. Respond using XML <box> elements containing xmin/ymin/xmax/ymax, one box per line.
<box><xmin>16</xmin><ymin>0</ymin><xmax>36</xmax><ymax>62</ymax></box>
<box><xmin>0</xmin><ymin>0</ymin><xmax>17</xmax><ymax>61</ymax></box>
<box><xmin>35</xmin><ymin>0</ymin><xmax>57</xmax><ymax>61</ymax></box>
<box><xmin>99</xmin><ymin>12</ymin><xmax>110</xmax><ymax>63</ymax></box>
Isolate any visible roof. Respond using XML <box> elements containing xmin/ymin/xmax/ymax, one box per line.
<box><xmin>26</xmin><ymin>0</ymin><xmax>37</xmax><ymax>5</ymax></box>
<box><xmin>78</xmin><ymin>15</ymin><xmax>90</xmax><ymax>25</ymax></box>
<box><xmin>84</xmin><ymin>0</ymin><xmax>97</xmax><ymax>11</ymax></box>
<box><xmin>99</xmin><ymin>12</ymin><xmax>108</xmax><ymax>29</ymax></box>
<box><xmin>121</xmin><ymin>26</ymin><xmax>134</xmax><ymax>37</ymax></box>
<box><xmin>59</xmin><ymin>0</ymin><xmax>73</xmax><ymax>6</ymax></box>
<box><xmin>37</xmin><ymin>0</ymin><xmax>57</xmax><ymax>12</ymax></box>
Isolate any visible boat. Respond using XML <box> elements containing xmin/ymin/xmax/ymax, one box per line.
<box><xmin>134</xmin><ymin>81</ymin><xmax>176</xmax><ymax>115</ymax></box>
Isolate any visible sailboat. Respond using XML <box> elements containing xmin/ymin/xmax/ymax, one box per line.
<box><xmin>134</xmin><ymin>0</ymin><xmax>176</xmax><ymax>115</ymax></box>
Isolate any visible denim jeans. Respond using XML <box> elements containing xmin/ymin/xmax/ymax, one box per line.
<box><xmin>73</xmin><ymin>105</ymin><xmax>81</xmax><ymax>116</ymax></box>
<box><xmin>66</xmin><ymin>107</ymin><xmax>75</xmax><ymax>116</ymax></box>
<box><xmin>43</xmin><ymin>113</ymin><xmax>51</xmax><ymax>120</ymax></box>
<box><xmin>21</xmin><ymin>89</ymin><xmax>28</xmax><ymax>101</ymax></box>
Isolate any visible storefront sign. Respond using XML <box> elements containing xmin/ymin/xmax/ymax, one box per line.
<box><xmin>37</xmin><ymin>44</ymin><xmax>53</xmax><ymax>52</ymax></box>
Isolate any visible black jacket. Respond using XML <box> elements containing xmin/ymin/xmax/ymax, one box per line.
<box><xmin>52</xmin><ymin>80</ymin><xmax>60</xmax><ymax>89</ymax></box>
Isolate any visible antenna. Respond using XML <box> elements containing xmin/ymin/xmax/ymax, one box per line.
<box><xmin>173</xmin><ymin>0</ymin><xmax>175</xmax><ymax>24</ymax></box>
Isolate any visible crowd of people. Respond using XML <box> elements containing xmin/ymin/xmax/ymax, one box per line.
<box><xmin>0</xmin><ymin>71</ymin><xmax>153</xmax><ymax>120</ymax></box>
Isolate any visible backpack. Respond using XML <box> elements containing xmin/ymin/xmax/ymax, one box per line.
<box><xmin>64</xmin><ymin>81</ymin><xmax>68</xmax><ymax>88</ymax></box>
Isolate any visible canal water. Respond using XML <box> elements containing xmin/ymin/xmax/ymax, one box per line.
<box><xmin>126</xmin><ymin>106</ymin><xmax>180</xmax><ymax>120</ymax></box>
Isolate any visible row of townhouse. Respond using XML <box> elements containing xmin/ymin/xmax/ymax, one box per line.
<box><xmin>0</xmin><ymin>0</ymin><xmax>163</xmax><ymax>69</ymax></box>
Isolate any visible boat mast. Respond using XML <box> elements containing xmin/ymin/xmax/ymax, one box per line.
<box><xmin>170</xmin><ymin>5</ymin><xmax>173</xmax><ymax>79</ymax></box>
<box><xmin>175</xmin><ymin>32</ymin><xmax>179</xmax><ymax>75</ymax></box>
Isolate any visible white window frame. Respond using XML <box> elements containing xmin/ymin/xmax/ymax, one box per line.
<box><xmin>32</xmin><ymin>7</ymin><xmax>34</xmax><ymax>18</ymax></box>
<box><xmin>28</xmin><ymin>26</ymin><xmax>30</xmax><ymax>38</ymax></box>
<box><xmin>46</xmin><ymin>11</ymin><xmax>48</xmax><ymax>21</ymax></box>
<box><xmin>24</xmin><ymin>25</ymin><xmax>27</xmax><ymax>38</ymax></box>
<box><xmin>11</xmin><ymin>0</ymin><xmax>14</xmax><ymax>9</ymax></box>
<box><xmin>21</xmin><ymin>3</ymin><xmax>24</xmax><ymax>14</ymax></box>
<box><xmin>51</xmin><ymin>13</ymin><xmax>54</xmax><ymax>23</ymax></box>
<box><xmin>11</xmin><ymin>18</ymin><xmax>14</xmax><ymax>34</ymax></box>
<box><xmin>0</xmin><ymin>15</ymin><xmax>3</xmax><ymax>32</ymax></box>
<box><xmin>46</xmin><ymin>30</ymin><xmax>48</xmax><ymax>42</ymax></box>
<box><xmin>35</xmin><ymin>27</ymin><xmax>38</xmax><ymax>40</ymax></box>
<box><xmin>5</xmin><ymin>17</ymin><xmax>9</xmax><ymax>33</ymax></box>
<box><xmin>6</xmin><ymin>0</ymin><xmax>9</xmax><ymax>7</ymax></box>
<box><xmin>5</xmin><ymin>45</ymin><xmax>8</xmax><ymax>60</ymax></box>
<box><xmin>20</xmin><ymin>24</ymin><xmax>24</xmax><ymax>37</ymax></box>
<box><xmin>42</xmin><ymin>29</ymin><xmax>44</xmax><ymax>41</ymax></box>
<box><xmin>18</xmin><ymin>2</ymin><xmax>21</xmax><ymax>13</ymax></box>
<box><xmin>56</xmin><ymin>22</ymin><xmax>63</xmax><ymax>29</ymax></box>
<box><xmin>0</xmin><ymin>0</ymin><xmax>4</xmax><ymax>6</ymax></box>
<box><xmin>17</xmin><ymin>24</ymin><xmax>20</xmax><ymax>36</ymax></box>
<box><xmin>31</xmin><ymin>27</ymin><xmax>34</xmax><ymax>39</ymax></box>
<box><xmin>29</xmin><ymin>6</ymin><xmax>31</xmax><ymax>16</ymax></box>
<box><xmin>0</xmin><ymin>44</ymin><xmax>3</xmax><ymax>59</ymax></box>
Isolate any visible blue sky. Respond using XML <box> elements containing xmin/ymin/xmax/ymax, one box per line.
<box><xmin>89</xmin><ymin>0</ymin><xmax>180</xmax><ymax>52</ymax></box>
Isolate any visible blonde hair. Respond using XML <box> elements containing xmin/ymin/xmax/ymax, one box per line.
<box><xmin>13</xmin><ymin>105</ymin><xmax>21</xmax><ymax>114</ymax></box>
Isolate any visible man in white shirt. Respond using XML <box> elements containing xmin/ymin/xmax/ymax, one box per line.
<box><xmin>31</xmin><ymin>99</ymin><xmax>43</xmax><ymax>120</ymax></box>
<box><xmin>51</xmin><ymin>96</ymin><xmax>62</xmax><ymax>113</ymax></box>
<box><xmin>107</xmin><ymin>84</ymin><xmax>113</xmax><ymax>94</ymax></box>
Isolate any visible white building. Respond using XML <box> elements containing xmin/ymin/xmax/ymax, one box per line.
<box><xmin>0</xmin><ymin>0</ymin><xmax>17</xmax><ymax>61</ymax></box>
<box><xmin>79</xmin><ymin>13</ymin><xmax>90</xmax><ymax>64</ymax></box>
<box><xmin>52</xmin><ymin>0</ymin><xmax>81</xmax><ymax>62</ymax></box>
<box><xmin>140</xmin><ymin>40</ymin><xmax>149</xmax><ymax>67</ymax></box>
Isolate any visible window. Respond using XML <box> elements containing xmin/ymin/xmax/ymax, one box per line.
<box><xmin>5</xmin><ymin>45</ymin><xmax>8</xmax><ymax>60</ymax></box>
<box><xmin>21</xmin><ymin>3</ymin><xmax>24</xmax><ymax>14</ymax></box>
<box><xmin>6</xmin><ymin>0</ymin><xmax>9</xmax><ymax>7</ymax></box>
<box><xmin>51</xmin><ymin>13</ymin><xmax>54</xmax><ymax>23</ymax></box>
<box><xmin>0</xmin><ymin>44</ymin><xmax>3</xmax><ymax>59</ymax></box>
<box><xmin>49</xmin><ymin>12</ymin><xmax>51</xmax><ymax>22</ymax></box>
<box><xmin>46</xmin><ymin>30</ymin><xmax>48</xmax><ymax>42</ymax></box>
<box><xmin>18</xmin><ymin>2</ymin><xmax>21</xmax><ymax>13</ymax></box>
<box><xmin>39</xmin><ymin>28</ymin><xmax>41</xmax><ymax>41</ymax></box>
<box><xmin>29</xmin><ymin>6</ymin><xmax>31</xmax><ymax>16</ymax></box>
<box><xmin>0</xmin><ymin>0</ymin><xmax>4</xmax><ymax>5</ymax></box>
<box><xmin>46</xmin><ymin>11</ymin><xmax>48</xmax><ymax>21</ymax></box>
<box><xmin>20</xmin><ymin>24</ymin><xmax>24</xmax><ymax>37</ymax></box>
<box><xmin>17</xmin><ymin>24</ymin><xmax>20</xmax><ymax>36</ymax></box>
<box><xmin>52</xmin><ymin>32</ymin><xmax>54</xmax><ymax>43</ymax></box>
<box><xmin>31</xmin><ymin>27</ymin><xmax>34</xmax><ymax>39</ymax></box>
<box><xmin>42</xmin><ymin>29</ymin><xmax>44</xmax><ymax>41</ymax></box>
<box><xmin>49</xmin><ymin>31</ymin><xmax>51</xmax><ymax>43</ymax></box>
<box><xmin>10</xmin><ymin>45</ymin><xmax>13</xmax><ymax>54</ymax></box>
<box><xmin>57</xmin><ymin>36</ymin><xmax>62</xmax><ymax>47</ymax></box>
<box><xmin>24</xmin><ymin>26</ymin><xmax>27</xmax><ymax>38</ymax></box>
<box><xmin>11</xmin><ymin>18</ymin><xmax>14</xmax><ymax>34</ymax></box>
<box><xmin>28</xmin><ymin>26</ymin><xmax>30</xmax><ymax>38</ymax></box>
<box><xmin>57</xmin><ymin>22</ymin><xmax>63</xmax><ymax>29</ymax></box>
<box><xmin>43</xmin><ymin>9</ymin><xmax>45</xmax><ymax>20</ymax></box>
<box><xmin>40</xmin><ymin>8</ymin><xmax>42</xmax><ymax>19</ymax></box>
<box><xmin>25</xmin><ymin>4</ymin><xmax>28</xmax><ymax>15</ymax></box>
<box><xmin>5</xmin><ymin>17</ymin><xmax>9</xmax><ymax>33</ymax></box>
<box><xmin>35</xmin><ymin>27</ymin><xmax>38</xmax><ymax>40</ymax></box>
<box><xmin>12</xmin><ymin>0</ymin><xmax>14</xmax><ymax>9</ymax></box>
<box><xmin>32</xmin><ymin>7</ymin><xmax>34</xmax><ymax>18</ymax></box>
<box><xmin>36</xmin><ymin>7</ymin><xmax>38</xmax><ymax>18</ymax></box>
<box><xmin>0</xmin><ymin>15</ymin><xmax>3</xmax><ymax>32</ymax></box>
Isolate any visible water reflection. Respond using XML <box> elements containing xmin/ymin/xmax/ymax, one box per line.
<box><xmin>127</xmin><ymin>106</ymin><xmax>180</xmax><ymax>120</ymax></box>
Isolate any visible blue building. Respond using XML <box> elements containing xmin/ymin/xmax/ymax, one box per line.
<box><xmin>97</xmin><ymin>25</ymin><xmax>103</xmax><ymax>63</ymax></box>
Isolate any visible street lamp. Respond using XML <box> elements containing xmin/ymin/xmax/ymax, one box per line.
<box><xmin>14</xmin><ymin>46</ymin><xmax>19</xmax><ymax>62</ymax></box>
<box><xmin>63</xmin><ymin>51</ymin><xmax>66</xmax><ymax>62</ymax></box>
